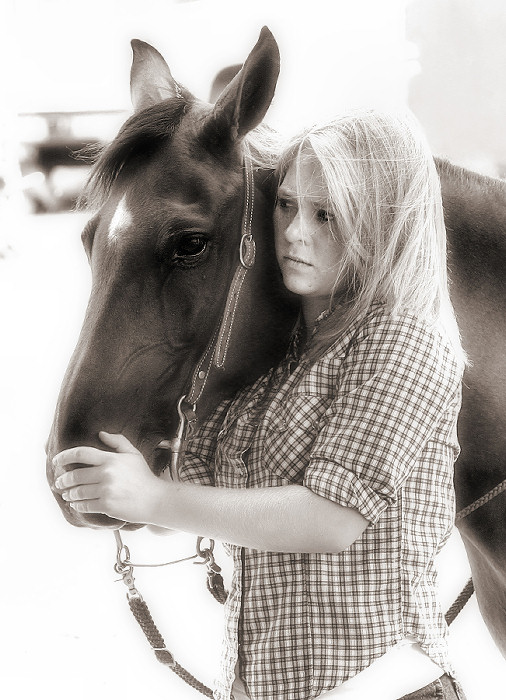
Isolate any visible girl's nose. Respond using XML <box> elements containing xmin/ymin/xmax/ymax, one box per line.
<box><xmin>283</xmin><ymin>211</ymin><xmax>306</xmax><ymax>244</ymax></box>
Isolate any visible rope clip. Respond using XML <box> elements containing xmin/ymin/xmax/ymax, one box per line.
<box><xmin>194</xmin><ymin>536</ymin><xmax>222</xmax><ymax>573</ymax></box>
<box><xmin>114</xmin><ymin>530</ymin><xmax>142</xmax><ymax>600</ymax></box>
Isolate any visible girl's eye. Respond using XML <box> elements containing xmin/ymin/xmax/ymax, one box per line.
<box><xmin>173</xmin><ymin>234</ymin><xmax>208</xmax><ymax>263</ymax></box>
<box><xmin>316</xmin><ymin>208</ymin><xmax>334</xmax><ymax>223</ymax></box>
<box><xmin>276</xmin><ymin>197</ymin><xmax>291</xmax><ymax>210</ymax></box>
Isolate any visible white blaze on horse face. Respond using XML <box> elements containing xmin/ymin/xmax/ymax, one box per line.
<box><xmin>108</xmin><ymin>194</ymin><xmax>133</xmax><ymax>242</ymax></box>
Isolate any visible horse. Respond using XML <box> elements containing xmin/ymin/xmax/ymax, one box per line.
<box><xmin>45</xmin><ymin>27</ymin><xmax>506</xmax><ymax>660</ymax></box>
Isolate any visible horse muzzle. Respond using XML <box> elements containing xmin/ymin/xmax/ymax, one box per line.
<box><xmin>45</xmin><ymin>443</ymin><xmax>143</xmax><ymax>530</ymax></box>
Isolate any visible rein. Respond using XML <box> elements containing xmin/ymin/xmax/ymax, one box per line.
<box><xmin>444</xmin><ymin>475</ymin><xmax>506</xmax><ymax>626</ymax></box>
<box><xmin>113</xmin><ymin>148</ymin><xmax>255</xmax><ymax>697</ymax></box>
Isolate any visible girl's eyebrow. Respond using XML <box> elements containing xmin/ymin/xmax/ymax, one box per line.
<box><xmin>277</xmin><ymin>184</ymin><xmax>297</xmax><ymax>198</ymax></box>
<box><xmin>277</xmin><ymin>185</ymin><xmax>330</xmax><ymax>209</ymax></box>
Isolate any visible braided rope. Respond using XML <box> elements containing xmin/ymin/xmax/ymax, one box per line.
<box><xmin>444</xmin><ymin>476</ymin><xmax>506</xmax><ymax>625</ymax></box>
<box><xmin>206</xmin><ymin>570</ymin><xmax>228</xmax><ymax>605</ymax></box>
<box><xmin>445</xmin><ymin>577</ymin><xmax>475</xmax><ymax>626</ymax></box>
<box><xmin>455</xmin><ymin>477</ymin><xmax>506</xmax><ymax>522</ymax></box>
<box><xmin>117</xmin><ymin>475</ymin><xmax>506</xmax><ymax>696</ymax></box>
<box><xmin>128</xmin><ymin>596</ymin><xmax>214</xmax><ymax>698</ymax></box>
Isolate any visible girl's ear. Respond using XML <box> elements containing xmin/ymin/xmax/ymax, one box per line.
<box><xmin>200</xmin><ymin>26</ymin><xmax>280</xmax><ymax>147</ymax></box>
<box><xmin>130</xmin><ymin>39</ymin><xmax>187</xmax><ymax>111</ymax></box>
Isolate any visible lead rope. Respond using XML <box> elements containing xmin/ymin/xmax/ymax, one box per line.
<box><xmin>445</xmin><ymin>476</ymin><xmax>506</xmax><ymax>625</ymax></box>
<box><xmin>114</xmin><ymin>530</ymin><xmax>222</xmax><ymax>698</ymax></box>
<box><xmin>113</xmin><ymin>480</ymin><xmax>506</xmax><ymax>696</ymax></box>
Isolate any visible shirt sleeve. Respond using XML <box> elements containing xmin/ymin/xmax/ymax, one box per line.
<box><xmin>178</xmin><ymin>397</ymin><xmax>233</xmax><ymax>486</ymax></box>
<box><xmin>303</xmin><ymin>313</ymin><xmax>462</xmax><ymax>524</ymax></box>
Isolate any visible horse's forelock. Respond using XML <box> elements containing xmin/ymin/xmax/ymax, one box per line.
<box><xmin>80</xmin><ymin>97</ymin><xmax>192</xmax><ymax>209</ymax></box>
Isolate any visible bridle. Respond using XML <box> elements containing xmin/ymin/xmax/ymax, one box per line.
<box><xmin>156</xmin><ymin>140</ymin><xmax>256</xmax><ymax>482</ymax></box>
<box><xmin>113</xmin><ymin>146</ymin><xmax>256</xmax><ymax>697</ymax></box>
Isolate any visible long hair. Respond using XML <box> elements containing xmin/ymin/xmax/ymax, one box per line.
<box><xmin>276</xmin><ymin>110</ymin><xmax>466</xmax><ymax>366</ymax></box>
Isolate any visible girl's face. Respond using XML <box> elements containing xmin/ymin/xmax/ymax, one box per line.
<box><xmin>274</xmin><ymin>156</ymin><xmax>345</xmax><ymax>304</ymax></box>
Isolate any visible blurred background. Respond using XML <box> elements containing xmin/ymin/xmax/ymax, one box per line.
<box><xmin>1</xmin><ymin>0</ymin><xmax>505</xmax><ymax>698</ymax></box>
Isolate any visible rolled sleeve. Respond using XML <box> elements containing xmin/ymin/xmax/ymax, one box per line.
<box><xmin>305</xmin><ymin>459</ymin><xmax>391</xmax><ymax>523</ymax></box>
<box><xmin>303</xmin><ymin>314</ymin><xmax>462</xmax><ymax>523</ymax></box>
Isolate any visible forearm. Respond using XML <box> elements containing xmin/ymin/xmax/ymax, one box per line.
<box><xmin>147</xmin><ymin>481</ymin><xmax>368</xmax><ymax>553</ymax></box>
<box><xmin>53</xmin><ymin>434</ymin><xmax>368</xmax><ymax>552</ymax></box>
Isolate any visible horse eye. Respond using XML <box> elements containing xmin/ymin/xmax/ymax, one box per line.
<box><xmin>173</xmin><ymin>234</ymin><xmax>208</xmax><ymax>263</ymax></box>
<box><xmin>81</xmin><ymin>217</ymin><xmax>98</xmax><ymax>260</ymax></box>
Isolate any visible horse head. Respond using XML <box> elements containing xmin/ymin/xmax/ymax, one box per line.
<box><xmin>46</xmin><ymin>27</ymin><xmax>297</xmax><ymax>530</ymax></box>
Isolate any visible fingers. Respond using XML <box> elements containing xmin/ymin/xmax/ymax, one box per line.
<box><xmin>53</xmin><ymin>433</ymin><xmax>140</xmax><ymax>473</ymax></box>
<box><xmin>61</xmin><ymin>484</ymin><xmax>102</xmax><ymax>503</ymax></box>
<box><xmin>99</xmin><ymin>431</ymin><xmax>140</xmax><ymax>454</ymax></box>
<box><xmin>53</xmin><ymin>445</ymin><xmax>106</xmax><ymax>469</ymax></box>
<box><xmin>54</xmin><ymin>466</ymin><xmax>101</xmax><ymax>491</ymax></box>
<box><xmin>67</xmin><ymin>499</ymin><xmax>102</xmax><ymax>514</ymax></box>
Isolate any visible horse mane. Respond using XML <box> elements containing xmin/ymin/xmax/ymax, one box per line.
<box><xmin>436</xmin><ymin>156</ymin><xmax>506</xmax><ymax>195</ymax></box>
<box><xmin>436</xmin><ymin>156</ymin><xmax>506</xmax><ymax>267</ymax></box>
<box><xmin>80</xmin><ymin>97</ymin><xmax>192</xmax><ymax>208</ymax></box>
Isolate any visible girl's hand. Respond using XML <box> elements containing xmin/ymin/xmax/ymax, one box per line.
<box><xmin>53</xmin><ymin>431</ymin><xmax>165</xmax><ymax>524</ymax></box>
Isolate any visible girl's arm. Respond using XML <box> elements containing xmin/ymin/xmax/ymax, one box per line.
<box><xmin>149</xmin><ymin>480</ymin><xmax>368</xmax><ymax>553</ymax></box>
<box><xmin>53</xmin><ymin>432</ymin><xmax>368</xmax><ymax>554</ymax></box>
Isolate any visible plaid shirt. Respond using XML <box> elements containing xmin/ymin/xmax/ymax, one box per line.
<box><xmin>181</xmin><ymin>304</ymin><xmax>463</xmax><ymax>700</ymax></box>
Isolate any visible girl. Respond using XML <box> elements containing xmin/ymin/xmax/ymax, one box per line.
<box><xmin>54</xmin><ymin>111</ymin><xmax>466</xmax><ymax>700</ymax></box>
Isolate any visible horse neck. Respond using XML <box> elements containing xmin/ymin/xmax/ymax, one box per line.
<box><xmin>437</xmin><ymin>158</ymin><xmax>506</xmax><ymax>248</ymax></box>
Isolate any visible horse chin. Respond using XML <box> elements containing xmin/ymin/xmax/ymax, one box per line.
<box><xmin>54</xmin><ymin>493</ymin><xmax>143</xmax><ymax>530</ymax></box>
<box><xmin>46</xmin><ymin>459</ymin><xmax>143</xmax><ymax>531</ymax></box>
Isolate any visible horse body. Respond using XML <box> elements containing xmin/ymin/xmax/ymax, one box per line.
<box><xmin>439</xmin><ymin>161</ymin><xmax>506</xmax><ymax>656</ymax></box>
<box><xmin>46</xmin><ymin>29</ymin><xmax>506</xmax><ymax>656</ymax></box>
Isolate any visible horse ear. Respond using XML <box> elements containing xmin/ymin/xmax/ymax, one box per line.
<box><xmin>202</xmin><ymin>26</ymin><xmax>280</xmax><ymax>145</ymax></box>
<box><xmin>130</xmin><ymin>39</ymin><xmax>185</xmax><ymax>111</ymax></box>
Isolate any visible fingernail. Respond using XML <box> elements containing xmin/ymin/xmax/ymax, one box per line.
<box><xmin>61</xmin><ymin>491</ymin><xmax>68</xmax><ymax>500</ymax></box>
<box><xmin>55</xmin><ymin>477</ymin><xmax>62</xmax><ymax>489</ymax></box>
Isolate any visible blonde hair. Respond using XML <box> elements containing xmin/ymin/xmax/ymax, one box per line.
<box><xmin>276</xmin><ymin>110</ymin><xmax>466</xmax><ymax>365</ymax></box>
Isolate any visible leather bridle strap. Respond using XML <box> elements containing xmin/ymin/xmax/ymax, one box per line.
<box><xmin>186</xmin><ymin>146</ymin><xmax>255</xmax><ymax>407</ymax></box>
<box><xmin>157</xmin><ymin>146</ymin><xmax>256</xmax><ymax>479</ymax></box>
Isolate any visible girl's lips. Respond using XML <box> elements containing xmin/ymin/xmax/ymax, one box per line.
<box><xmin>284</xmin><ymin>255</ymin><xmax>312</xmax><ymax>266</ymax></box>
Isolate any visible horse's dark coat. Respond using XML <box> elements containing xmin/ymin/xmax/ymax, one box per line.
<box><xmin>46</xmin><ymin>27</ymin><xmax>297</xmax><ymax>529</ymax></box>
<box><xmin>438</xmin><ymin>160</ymin><xmax>506</xmax><ymax>656</ymax></box>
<box><xmin>46</xmin><ymin>29</ymin><xmax>506</xmax><ymax>657</ymax></box>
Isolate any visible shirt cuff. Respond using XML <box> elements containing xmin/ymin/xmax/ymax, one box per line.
<box><xmin>303</xmin><ymin>459</ymin><xmax>393</xmax><ymax>525</ymax></box>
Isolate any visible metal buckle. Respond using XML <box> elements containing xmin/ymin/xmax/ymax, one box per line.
<box><xmin>239</xmin><ymin>234</ymin><xmax>256</xmax><ymax>269</ymax></box>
